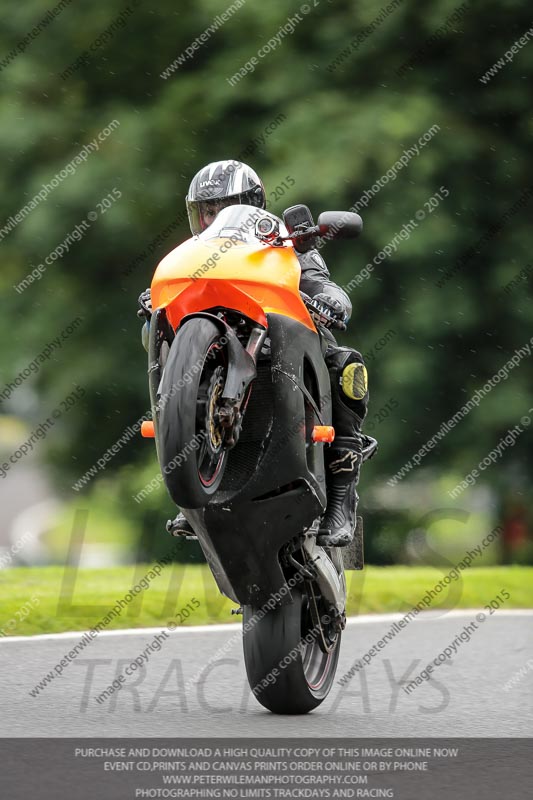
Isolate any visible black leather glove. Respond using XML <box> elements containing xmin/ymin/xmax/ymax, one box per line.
<box><xmin>137</xmin><ymin>288</ymin><xmax>152</xmax><ymax>319</ymax></box>
<box><xmin>302</xmin><ymin>292</ymin><xmax>348</xmax><ymax>331</ymax></box>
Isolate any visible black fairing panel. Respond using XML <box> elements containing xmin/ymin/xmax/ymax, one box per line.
<box><xmin>147</xmin><ymin>308</ymin><xmax>175</xmax><ymax>459</ymax></box>
<box><xmin>185</xmin><ymin>313</ymin><xmax>332</xmax><ymax>607</ymax></box>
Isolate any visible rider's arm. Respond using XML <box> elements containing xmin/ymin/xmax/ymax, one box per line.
<box><xmin>297</xmin><ymin>249</ymin><xmax>352</xmax><ymax>321</ymax></box>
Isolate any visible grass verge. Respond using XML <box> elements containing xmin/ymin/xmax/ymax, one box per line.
<box><xmin>0</xmin><ymin>564</ymin><xmax>531</xmax><ymax>637</ymax></box>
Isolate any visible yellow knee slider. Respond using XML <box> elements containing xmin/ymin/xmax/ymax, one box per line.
<box><xmin>341</xmin><ymin>362</ymin><xmax>368</xmax><ymax>400</ymax></box>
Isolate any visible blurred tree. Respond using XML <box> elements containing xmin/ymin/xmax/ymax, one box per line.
<box><xmin>0</xmin><ymin>0</ymin><xmax>531</xmax><ymax>560</ymax></box>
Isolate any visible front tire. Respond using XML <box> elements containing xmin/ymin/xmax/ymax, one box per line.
<box><xmin>243</xmin><ymin>588</ymin><xmax>341</xmax><ymax>714</ymax></box>
<box><xmin>158</xmin><ymin>318</ymin><xmax>229</xmax><ymax>508</ymax></box>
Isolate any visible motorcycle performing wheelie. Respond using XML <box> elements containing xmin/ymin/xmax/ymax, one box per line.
<box><xmin>140</xmin><ymin>202</ymin><xmax>377</xmax><ymax>714</ymax></box>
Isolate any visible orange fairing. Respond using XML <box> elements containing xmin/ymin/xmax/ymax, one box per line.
<box><xmin>151</xmin><ymin>236</ymin><xmax>316</xmax><ymax>332</ymax></box>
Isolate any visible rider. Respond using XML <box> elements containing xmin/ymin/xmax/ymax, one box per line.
<box><xmin>139</xmin><ymin>161</ymin><xmax>368</xmax><ymax>547</ymax></box>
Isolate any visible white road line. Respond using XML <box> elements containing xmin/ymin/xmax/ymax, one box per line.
<box><xmin>1</xmin><ymin>609</ymin><xmax>531</xmax><ymax>644</ymax></box>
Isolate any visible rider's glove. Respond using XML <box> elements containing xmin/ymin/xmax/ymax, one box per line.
<box><xmin>137</xmin><ymin>288</ymin><xmax>152</xmax><ymax>319</ymax></box>
<box><xmin>303</xmin><ymin>292</ymin><xmax>348</xmax><ymax>331</ymax></box>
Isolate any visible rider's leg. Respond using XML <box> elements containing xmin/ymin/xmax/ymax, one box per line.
<box><xmin>317</xmin><ymin>344</ymin><xmax>369</xmax><ymax>547</ymax></box>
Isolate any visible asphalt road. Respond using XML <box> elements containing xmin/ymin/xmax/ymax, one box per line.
<box><xmin>1</xmin><ymin>610</ymin><xmax>531</xmax><ymax>737</ymax></box>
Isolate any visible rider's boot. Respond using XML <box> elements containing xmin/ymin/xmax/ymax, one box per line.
<box><xmin>316</xmin><ymin>340</ymin><xmax>368</xmax><ymax>548</ymax></box>
<box><xmin>316</xmin><ymin>435</ymin><xmax>363</xmax><ymax>548</ymax></box>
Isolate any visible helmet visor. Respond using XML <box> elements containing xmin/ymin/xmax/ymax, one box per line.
<box><xmin>186</xmin><ymin>197</ymin><xmax>241</xmax><ymax>236</ymax></box>
<box><xmin>186</xmin><ymin>187</ymin><xmax>265</xmax><ymax>236</ymax></box>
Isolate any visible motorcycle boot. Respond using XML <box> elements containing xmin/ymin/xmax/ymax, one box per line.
<box><xmin>317</xmin><ymin>436</ymin><xmax>363</xmax><ymax>547</ymax></box>
<box><xmin>317</xmin><ymin>344</ymin><xmax>368</xmax><ymax>547</ymax></box>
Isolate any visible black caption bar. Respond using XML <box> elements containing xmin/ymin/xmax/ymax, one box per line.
<box><xmin>1</xmin><ymin>738</ymin><xmax>530</xmax><ymax>799</ymax></box>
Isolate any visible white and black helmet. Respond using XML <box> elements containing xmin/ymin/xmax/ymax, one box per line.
<box><xmin>186</xmin><ymin>160</ymin><xmax>266</xmax><ymax>235</ymax></box>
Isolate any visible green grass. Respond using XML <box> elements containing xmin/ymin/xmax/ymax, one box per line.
<box><xmin>0</xmin><ymin>564</ymin><xmax>531</xmax><ymax>637</ymax></box>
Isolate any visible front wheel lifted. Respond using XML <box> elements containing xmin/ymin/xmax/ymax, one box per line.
<box><xmin>242</xmin><ymin>589</ymin><xmax>341</xmax><ymax>714</ymax></box>
<box><xmin>158</xmin><ymin>318</ymin><xmax>230</xmax><ymax>508</ymax></box>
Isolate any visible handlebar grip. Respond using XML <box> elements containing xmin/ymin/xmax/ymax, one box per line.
<box><xmin>304</xmin><ymin>297</ymin><xmax>346</xmax><ymax>330</ymax></box>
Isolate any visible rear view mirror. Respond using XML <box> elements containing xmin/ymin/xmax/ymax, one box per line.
<box><xmin>317</xmin><ymin>211</ymin><xmax>363</xmax><ymax>240</ymax></box>
<box><xmin>283</xmin><ymin>204</ymin><xmax>316</xmax><ymax>253</ymax></box>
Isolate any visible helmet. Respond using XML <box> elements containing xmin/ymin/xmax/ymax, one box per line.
<box><xmin>186</xmin><ymin>160</ymin><xmax>266</xmax><ymax>235</ymax></box>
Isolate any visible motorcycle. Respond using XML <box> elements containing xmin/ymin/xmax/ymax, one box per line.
<box><xmin>142</xmin><ymin>203</ymin><xmax>377</xmax><ymax>714</ymax></box>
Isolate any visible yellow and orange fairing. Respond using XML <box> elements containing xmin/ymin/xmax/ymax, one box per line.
<box><xmin>151</xmin><ymin>236</ymin><xmax>316</xmax><ymax>332</ymax></box>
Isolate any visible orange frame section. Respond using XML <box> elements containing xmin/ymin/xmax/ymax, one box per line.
<box><xmin>151</xmin><ymin>236</ymin><xmax>317</xmax><ymax>332</ymax></box>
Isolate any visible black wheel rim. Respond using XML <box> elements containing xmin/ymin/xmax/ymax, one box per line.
<box><xmin>300</xmin><ymin>592</ymin><xmax>338</xmax><ymax>694</ymax></box>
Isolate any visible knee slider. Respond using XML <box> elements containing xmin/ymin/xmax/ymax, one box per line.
<box><xmin>325</xmin><ymin>348</ymin><xmax>368</xmax><ymax>428</ymax></box>
<box><xmin>327</xmin><ymin>349</ymin><xmax>367</xmax><ymax>401</ymax></box>
<box><xmin>341</xmin><ymin>360</ymin><xmax>368</xmax><ymax>400</ymax></box>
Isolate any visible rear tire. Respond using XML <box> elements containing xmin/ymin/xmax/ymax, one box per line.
<box><xmin>158</xmin><ymin>318</ymin><xmax>229</xmax><ymax>508</ymax></box>
<box><xmin>243</xmin><ymin>589</ymin><xmax>341</xmax><ymax>714</ymax></box>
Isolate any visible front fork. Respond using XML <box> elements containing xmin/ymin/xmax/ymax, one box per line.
<box><xmin>215</xmin><ymin>323</ymin><xmax>267</xmax><ymax>449</ymax></box>
<box><xmin>147</xmin><ymin>309</ymin><xmax>267</xmax><ymax>452</ymax></box>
